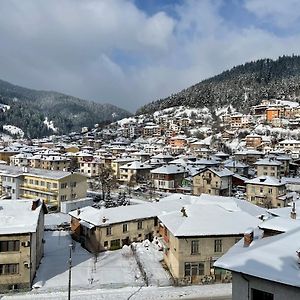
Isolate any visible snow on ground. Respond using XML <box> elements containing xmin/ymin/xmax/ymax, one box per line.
<box><xmin>134</xmin><ymin>239</ymin><xmax>173</xmax><ymax>286</ymax></box>
<box><xmin>43</xmin><ymin>117</ymin><xmax>58</xmax><ymax>132</ymax></box>
<box><xmin>32</xmin><ymin>231</ymin><xmax>142</xmax><ymax>292</ymax></box>
<box><xmin>2</xmin><ymin>284</ymin><xmax>232</xmax><ymax>300</ymax></box>
<box><xmin>3</xmin><ymin>125</ymin><xmax>24</xmax><ymax>137</ymax></box>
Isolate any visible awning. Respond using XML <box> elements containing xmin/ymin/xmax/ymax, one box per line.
<box><xmin>80</xmin><ymin>220</ymin><xmax>95</xmax><ymax>229</ymax></box>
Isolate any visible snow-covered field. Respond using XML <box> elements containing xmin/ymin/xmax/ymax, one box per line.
<box><xmin>32</xmin><ymin>231</ymin><xmax>143</xmax><ymax>292</ymax></box>
<box><xmin>2</xmin><ymin>284</ymin><xmax>232</xmax><ymax>300</ymax></box>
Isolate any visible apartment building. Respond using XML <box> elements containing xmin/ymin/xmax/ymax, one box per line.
<box><xmin>79</xmin><ymin>159</ymin><xmax>104</xmax><ymax>177</ymax></box>
<box><xmin>0</xmin><ymin>199</ymin><xmax>47</xmax><ymax>292</ymax></box>
<box><xmin>0</xmin><ymin>165</ymin><xmax>87</xmax><ymax>210</ymax></box>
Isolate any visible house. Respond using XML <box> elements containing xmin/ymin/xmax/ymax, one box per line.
<box><xmin>245</xmin><ymin>176</ymin><xmax>291</xmax><ymax>208</ymax></box>
<box><xmin>0</xmin><ymin>165</ymin><xmax>87</xmax><ymax>210</ymax></box>
<box><xmin>169</xmin><ymin>135</ymin><xmax>188</xmax><ymax>149</ymax></box>
<box><xmin>192</xmin><ymin>167</ymin><xmax>233</xmax><ymax>196</ymax></box>
<box><xmin>254</xmin><ymin>158</ymin><xmax>282</xmax><ymax>178</ymax></box>
<box><xmin>69</xmin><ymin>195</ymin><xmax>197</xmax><ymax>253</ymax></box>
<box><xmin>245</xmin><ymin>135</ymin><xmax>262</xmax><ymax>149</ymax></box>
<box><xmin>119</xmin><ymin>161</ymin><xmax>153</xmax><ymax>183</ymax></box>
<box><xmin>215</xmin><ymin>217</ymin><xmax>300</xmax><ymax>300</ymax></box>
<box><xmin>159</xmin><ymin>196</ymin><xmax>262</xmax><ymax>285</ymax></box>
<box><xmin>150</xmin><ymin>165</ymin><xmax>186</xmax><ymax>192</ymax></box>
<box><xmin>0</xmin><ymin>199</ymin><xmax>47</xmax><ymax>292</ymax></box>
<box><xmin>278</xmin><ymin>139</ymin><xmax>300</xmax><ymax>158</ymax></box>
<box><xmin>234</xmin><ymin>150</ymin><xmax>264</xmax><ymax>166</ymax></box>
<box><xmin>223</xmin><ymin>160</ymin><xmax>249</xmax><ymax>177</ymax></box>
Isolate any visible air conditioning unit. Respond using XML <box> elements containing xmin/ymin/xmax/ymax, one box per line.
<box><xmin>21</xmin><ymin>241</ymin><xmax>30</xmax><ymax>247</ymax></box>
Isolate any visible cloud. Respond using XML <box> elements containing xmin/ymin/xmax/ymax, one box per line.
<box><xmin>245</xmin><ymin>0</ymin><xmax>300</xmax><ymax>29</ymax></box>
<box><xmin>0</xmin><ymin>0</ymin><xmax>300</xmax><ymax>112</ymax></box>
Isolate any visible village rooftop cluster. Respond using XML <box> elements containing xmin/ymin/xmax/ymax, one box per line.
<box><xmin>0</xmin><ymin>98</ymin><xmax>300</xmax><ymax>299</ymax></box>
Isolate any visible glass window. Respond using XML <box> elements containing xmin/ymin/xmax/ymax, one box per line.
<box><xmin>0</xmin><ymin>241</ymin><xmax>20</xmax><ymax>252</ymax></box>
<box><xmin>214</xmin><ymin>239</ymin><xmax>222</xmax><ymax>252</ymax></box>
<box><xmin>137</xmin><ymin>221</ymin><xmax>143</xmax><ymax>230</ymax></box>
<box><xmin>191</xmin><ymin>240</ymin><xmax>199</xmax><ymax>255</ymax></box>
<box><xmin>106</xmin><ymin>227</ymin><xmax>112</xmax><ymax>236</ymax></box>
<box><xmin>123</xmin><ymin>223</ymin><xmax>128</xmax><ymax>233</ymax></box>
<box><xmin>252</xmin><ymin>288</ymin><xmax>274</xmax><ymax>300</ymax></box>
<box><xmin>0</xmin><ymin>264</ymin><xmax>19</xmax><ymax>275</ymax></box>
<box><xmin>184</xmin><ymin>262</ymin><xmax>204</xmax><ymax>276</ymax></box>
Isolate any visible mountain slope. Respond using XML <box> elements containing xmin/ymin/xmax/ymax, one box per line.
<box><xmin>0</xmin><ymin>79</ymin><xmax>131</xmax><ymax>138</ymax></box>
<box><xmin>137</xmin><ymin>55</ymin><xmax>300</xmax><ymax>115</ymax></box>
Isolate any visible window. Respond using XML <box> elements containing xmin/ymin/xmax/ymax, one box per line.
<box><xmin>0</xmin><ymin>241</ymin><xmax>20</xmax><ymax>252</ymax></box>
<box><xmin>104</xmin><ymin>241</ymin><xmax>108</xmax><ymax>247</ymax></box>
<box><xmin>110</xmin><ymin>239</ymin><xmax>120</xmax><ymax>249</ymax></box>
<box><xmin>0</xmin><ymin>264</ymin><xmax>19</xmax><ymax>275</ymax></box>
<box><xmin>52</xmin><ymin>183</ymin><xmax>57</xmax><ymax>189</ymax></box>
<box><xmin>184</xmin><ymin>262</ymin><xmax>204</xmax><ymax>276</ymax></box>
<box><xmin>70</xmin><ymin>182</ymin><xmax>77</xmax><ymax>188</ymax></box>
<box><xmin>60</xmin><ymin>195</ymin><xmax>67</xmax><ymax>201</ymax></box>
<box><xmin>123</xmin><ymin>223</ymin><xmax>128</xmax><ymax>233</ymax></box>
<box><xmin>268</xmin><ymin>188</ymin><xmax>272</xmax><ymax>194</ymax></box>
<box><xmin>137</xmin><ymin>221</ymin><xmax>143</xmax><ymax>230</ymax></box>
<box><xmin>191</xmin><ymin>240</ymin><xmax>199</xmax><ymax>255</ymax></box>
<box><xmin>106</xmin><ymin>227</ymin><xmax>112</xmax><ymax>236</ymax></box>
<box><xmin>61</xmin><ymin>182</ymin><xmax>67</xmax><ymax>189</ymax></box>
<box><xmin>35</xmin><ymin>180</ymin><xmax>39</xmax><ymax>185</ymax></box>
<box><xmin>71</xmin><ymin>193</ymin><xmax>77</xmax><ymax>199</ymax></box>
<box><xmin>252</xmin><ymin>288</ymin><xmax>273</xmax><ymax>300</ymax></box>
<box><xmin>260</xmin><ymin>187</ymin><xmax>263</xmax><ymax>193</ymax></box>
<box><xmin>214</xmin><ymin>239</ymin><xmax>222</xmax><ymax>252</ymax></box>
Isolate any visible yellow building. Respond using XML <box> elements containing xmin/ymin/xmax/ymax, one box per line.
<box><xmin>0</xmin><ymin>165</ymin><xmax>87</xmax><ymax>210</ymax></box>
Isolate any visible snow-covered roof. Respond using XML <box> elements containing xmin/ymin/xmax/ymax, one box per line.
<box><xmin>279</xmin><ymin>139</ymin><xmax>300</xmax><ymax>144</ymax></box>
<box><xmin>159</xmin><ymin>204</ymin><xmax>261</xmax><ymax>237</ymax></box>
<box><xmin>253</xmin><ymin>158</ymin><xmax>282</xmax><ymax>166</ymax></box>
<box><xmin>214</xmin><ymin>227</ymin><xmax>300</xmax><ymax>288</ymax></box>
<box><xmin>0</xmin><ymin>164</ymin><xmax>83</xmax><ymax>180</ymax></box>
<box><xmin>245</xmin><ymin>176</ymin><xmax>285</xmax><ymax>187</ymax></box>
<box><xmin>259</xmin><ymin>217</ymin><xmax>300</xmax><ymax>233</ymax></box>
<box><xmin>120</xmin><ymin>161</ymin><xmax>153</xmax><ymax>170</ymax></box>
<box><xmin>0</xmin><ymin>199</ymin><xmax>44</xmax><ymax>234</ymax></box>
<box><xmin>150</xmin><ymin>164</ymin><xmax>186</xmax><ymax>175</ymax></box>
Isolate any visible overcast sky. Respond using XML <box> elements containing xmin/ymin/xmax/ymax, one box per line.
<box><xmin>1</xmin><ymin>0</ymin><xmax>300</xmax><ymax>112</ymax></box>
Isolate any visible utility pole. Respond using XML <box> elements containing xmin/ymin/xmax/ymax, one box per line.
<box><xmin>68</xmin><ymin>243</ymin><xmax>73</xmax><ymax>300</ymax></box>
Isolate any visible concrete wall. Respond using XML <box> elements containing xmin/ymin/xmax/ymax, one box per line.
<box><xmin>232</xmin><ymin>272</ymin><xmax>300</xmax><ymax>300</ymax></box>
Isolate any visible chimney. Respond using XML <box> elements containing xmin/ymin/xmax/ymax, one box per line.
<box><xmin>291</xmin><ymin>202</ymin><xmax>297</xmax><ymax>220</ymax></box>
<box><xmin>77</xmin><ymin>208</ymin><xmax>81</xmax><ymax>216</ymax></box>
<box><xmin>244</xmin><ymin>228</ymin><xmax>254</xmax><ymax>247</ymax></box>
<box><xmin>181</xmin><ymin>207</ymin><xmax>188</xmax><ymax>217</ymax></box>
<box><xmin>31</xmin><ymin>199</ymin><xmax>39</xmax><ymax>211</ymax></box>
<box><xmin>102</xmin><ymin>216</ymin><xmax>107</xmax><ymax>223</ymax></box>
